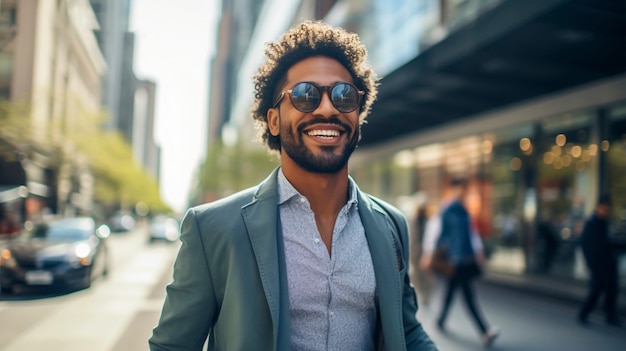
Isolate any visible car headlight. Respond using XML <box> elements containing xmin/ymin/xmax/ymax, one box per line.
<box><xmin>0</xmin><ymin>249</ymin><xmax>17</xmax><ymax>268</ymax></box>
<box><xmin>68</xmin><ymin>243</ymin><xmax>92</xmax><ymax>267</ymax></box>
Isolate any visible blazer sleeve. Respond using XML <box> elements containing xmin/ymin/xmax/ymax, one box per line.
<box><xmin>387</xmin><ymin>207</ymin><xmax>439</xmax><ymax>351</ymax></box>
<box><xmin>149</xmin><ymin>208</ymin><xmax>217</xmax><ymax>351</ymax></box>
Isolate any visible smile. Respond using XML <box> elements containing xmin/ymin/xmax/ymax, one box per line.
<box><xmin>306</xmin><ymin>129</ymin><xmax>342</xmax><ymax>138</ymax></box>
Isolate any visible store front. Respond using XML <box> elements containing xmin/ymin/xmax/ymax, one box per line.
<box><xmin>351</xmin><ymin>99</ymin><xmax>626</xmax><ymax>290</ymax></box>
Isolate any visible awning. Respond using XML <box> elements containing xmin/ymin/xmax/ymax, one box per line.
<box><xmin>360</xmin><ymin>0</ymin><xmax>626</xmax><ymax>148</ymax></box>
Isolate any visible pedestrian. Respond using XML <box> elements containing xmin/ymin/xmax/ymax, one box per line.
<box><xmin>420</xmin><ymin>178</ymin><xmax>500</xmax><ymax>349</ymax></box>
<box><xmin>149</xmin><ymin>20</ymin><xmax>438</xmax><ymax>351</ymax></box>
<box><xmin>577</xmin><ymin>194</ymin><xmax>622</xmax><ymax>327</ymax></box>
<box><xmin>410</xmin><ymin>201</ymin><xmax>436</xmax><ymax>307</ymax></box>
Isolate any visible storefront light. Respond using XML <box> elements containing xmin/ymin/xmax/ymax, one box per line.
<box><xmin>601</xmin><ymin>140</ymin><xmax>610</xmax><ymax>151</ymax></box>
<box><xmin>393</xmin><ymin>150</ymin><xmax>415</xmax><ymax>168</ymax></box>
<box><xmin>519</xmin><ymin>138</ymin><xmax>532</xmax><ymax>152</ymax></box>
<box><xmin>556</xmin><ymin>134</ymin><xmax>566</xmax><ymax>146</ymax></box>
<box><xmin>582</xmin><ymin>150</ymin><xmax>591</xmax><ymax>162</ymax></box>
<box><xmin>551</xmin><ymin>145</ymin><xmax>562</xmax><ymax>156</ymax></box>
<box><xmin>588</xmin><ymin>144</ymin><xmax>598</xmax><ymax>156</ymax></box>
<box><xmin>510</xmin><ymin>157</ymin><xmax>522</xmax><ymax>171</ymax></box>
<box><xmin>554</xmin><ymin>158</ymin><xmax>564</xmax><ymax>169</ymax></box>
<box><xmin>543</xmin><ymin>152</ymin><xmax>555</xmax><ymax>164</ymax></box>
<box><xmin>571</xmin><ymin>145</ymin><xmax>582</xmax><ymax>158</ymax></box>
<box><xmin>562</xmin><ymin>155</ymin><xmax>572</xmax><ymax>167</ymax></box>
<box><xmin>481</xmin><ymin>140</ymin><xmax>493</xmax><ymax>154</ymax></box>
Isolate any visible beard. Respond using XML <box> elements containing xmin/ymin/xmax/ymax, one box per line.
<box><xmin>279</xmin><ymin>117</ymin><xmax>360</xmax><ymax>174</ymax></box>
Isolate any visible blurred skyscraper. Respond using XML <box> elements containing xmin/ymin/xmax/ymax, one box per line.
<box><xmin>90</xmin><ymin>0</ymin><xmax>160</xmax><ymax>193</ymax></box>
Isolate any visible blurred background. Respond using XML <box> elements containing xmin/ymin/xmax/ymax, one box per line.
<box><xmin>0</xmin><ymin>0</ymin><xmax>625</xmax><ymax>350</ymax></box>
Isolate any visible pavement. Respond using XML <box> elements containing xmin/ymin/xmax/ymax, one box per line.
<box><xmin>417</xmin><ymin>277</ymin><xmax>626</xmax><ymax>351</ymax></box>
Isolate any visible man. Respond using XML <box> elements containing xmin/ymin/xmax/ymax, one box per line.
<box><xmin>420</xmin><ymin>178</ymin><xmax>499</xmax><ymax>349</ymax></box>
<box><xmin>149</xmin><ymin>21</ymin><xmax>437</xmax><ymax>351</ymax></box>
<box><xmin>578</xmin><ymin>195</ymin><xmax>621</xmax><ymax>327</ymax></box>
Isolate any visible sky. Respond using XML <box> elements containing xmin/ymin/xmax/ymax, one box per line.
<box><xmin>129</xmin><ymin>0</ymin><xmax>218</xmax><ymax>213</ymax></box>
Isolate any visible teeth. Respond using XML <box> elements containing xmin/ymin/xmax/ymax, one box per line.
<box><xmin>307</xmin><ymin>130</ymin><xmax>340</xmax><ymax>137</ymax></box>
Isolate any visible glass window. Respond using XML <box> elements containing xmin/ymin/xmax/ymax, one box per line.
<box><xmin>483</xmin><ymin>124</ymin><xmax>533</xmax><ymax>274</ymax></box>
<box><xmin>537</xmin><ymin>111</ymin><xmax>597</xmax><ymax>278</ymax></box>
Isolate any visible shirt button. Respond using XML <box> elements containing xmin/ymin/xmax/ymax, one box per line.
<box><xmin>314</xmin><ymin>238</ymin><xmax>320</xmax><ymax>243</ymax></box>
<box><xmin>300</xmin><ymin>197</ymin><xmax>306</xmax><ymax>203</ymax></box>
<box><xmin>329</xmin><ymin>311</ymin><xmax>334</xmax><ymax>316</ymax></box>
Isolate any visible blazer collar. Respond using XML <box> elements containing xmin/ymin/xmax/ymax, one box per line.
<box><xmin>241</xmin><ymin>168</ymin><xmax>289</xmax><ymax>349</ymax></box>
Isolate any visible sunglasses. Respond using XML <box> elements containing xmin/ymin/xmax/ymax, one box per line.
<box><xmin>272</xmin><ymin>81</ymin><xmax>365</xmax><ymax>113</ymax></box>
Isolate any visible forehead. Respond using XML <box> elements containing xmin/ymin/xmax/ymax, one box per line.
<box><xmin>285</xmin><ymin>56</ymin><xmax>353</xmax><ymax>86</ymax></box>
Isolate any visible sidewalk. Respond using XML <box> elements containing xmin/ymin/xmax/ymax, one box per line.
<box><xmin>482</xmin><ymin>270</ymin><xmax>626</xmax><ymax>315</ymax></box>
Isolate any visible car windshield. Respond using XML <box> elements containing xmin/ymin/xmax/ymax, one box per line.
<box><xmin>29</xmin><ymin>219</ymin><xmax>92</xmax><ymax>241</ymax></box>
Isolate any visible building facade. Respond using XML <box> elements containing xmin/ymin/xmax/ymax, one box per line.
<box><xmin>0</xmin><ymin>0</ymin><xmax>106</xmax><ymax>226</ymax></box>
<box><xmin>133</xmin><ymin>78</ymin><xmax>160</xmax><ymax>181</ymax></box>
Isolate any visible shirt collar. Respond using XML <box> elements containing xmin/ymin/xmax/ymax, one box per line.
<box><xmin>277</xmin><ymin>168</ymin><xmax>358</xmax><ymax>209</ymax></box>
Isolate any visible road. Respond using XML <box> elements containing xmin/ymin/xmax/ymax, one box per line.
<box><xmin>0</xmin><ymin>226</ymin><xmax>624</xmax><ymax>351</ymax></box>
<box><xmin>0</xmin><ymin>226</ymin><xmax>179</xmax><ymax>351</ymax></box>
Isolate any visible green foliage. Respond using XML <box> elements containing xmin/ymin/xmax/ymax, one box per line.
<box><xmin>0</xmin><ymin>99</ymin><xmax>170</xmax><ymax>214</ymax></box>
<box><xmin>72</xmin><ymin>113</ymin><xmax>170</xmax><ymax>213</ymax></box>
<box><xmin>196</xmin><ymin>139</ymin><xmax>279</xmax><ymax>203</ymax></box>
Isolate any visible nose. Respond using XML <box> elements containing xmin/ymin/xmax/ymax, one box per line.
<box><xmin>313</xmin><ymin>90</ymin><xmax>338</xmax><ymax>116</ymax></box>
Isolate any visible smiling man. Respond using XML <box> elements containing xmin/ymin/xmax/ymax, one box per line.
<box><xmin>149</xmin><ymin>21</ymin><xmax>438</xmax><ymax>351</ymax></box>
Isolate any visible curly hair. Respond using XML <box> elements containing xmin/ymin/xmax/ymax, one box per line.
<box><xmin>251</xmin><ymin>20</ymin><xmax>378</xmax><ymax>152</ymax></box>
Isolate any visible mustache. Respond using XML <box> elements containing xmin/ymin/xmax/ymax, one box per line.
<box><xmin>297</xmin><ymin>117</ymin><xmax>353</xmax><ymax>134</ymax></box>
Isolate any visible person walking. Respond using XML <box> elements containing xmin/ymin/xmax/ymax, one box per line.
<box><xmin>420</xmin><ymin>178</ymin><xmax>500</xmax><ymax>349</ymax></box>
<box><xmin>410</xmin><ymin>202</ymin><xmax>436</xmax><ymax>307</ymax></box>
<box><xmin>578</xmin><ymin>194</ymin><xmax>622</xmax><ymax>327</ymax></box>
<box><xmin>149</xmin><ymin>20</ymin><xmax>437</xmax><ymax>351</ymax></box>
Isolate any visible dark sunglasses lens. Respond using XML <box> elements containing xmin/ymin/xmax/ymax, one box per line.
<box><xmin>290</xmin><ymin>83</ymin><xmax>320</xmax><ymax>112</ymax></box>
<box><xmin>331</xmin><ymin>83</ymin><xmax>360</xmax><ymax>112</ymax></box>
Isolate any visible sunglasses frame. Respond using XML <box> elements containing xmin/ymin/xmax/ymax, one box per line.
<box><xmin>272</xmin><ymin>81</ymin><xmax>365</xmax><ymax>113</ymax></box>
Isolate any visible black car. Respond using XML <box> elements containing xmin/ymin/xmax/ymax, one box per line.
<box><xmin>0</xmin><ymin>217</ymin><xmax>110</xmax><ymax>294</ymax></box>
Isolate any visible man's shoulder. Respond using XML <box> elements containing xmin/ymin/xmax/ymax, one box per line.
<box><xmin>362</xmin><ymin>193</ymin><xmax>408</xmax><ymax>230</ymax></box>
<box><xmin>364</xmin><ymin>193</ymin><xmax>403</xmax><ymax>217</ymax></box>
<box><xmin>190</xmin><ymin>169</ymin><xmax>279</xmax><ymax>215</ymax></box>
<box><xmin>190</xmin><ymin>185</ymin><xmax>260</xmax><ymax>215</ymax></box>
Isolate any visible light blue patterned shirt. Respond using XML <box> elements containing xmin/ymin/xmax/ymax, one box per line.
<box><xmin>278</xmin><ymin>169</ymin><xmax>377</xmax><ymax>351</ymax></box>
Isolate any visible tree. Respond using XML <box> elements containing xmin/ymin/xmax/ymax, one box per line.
<box><xmin>0</xmin><ymin>99</ymin><xmax>170</xmax><ymax>216</ymax></box>
<box><xmin>195</xmin><ymin>138</ymin><xmax>279</xmax><ymax>204</ymax></box>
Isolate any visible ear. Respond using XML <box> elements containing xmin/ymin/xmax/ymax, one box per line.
<box><xmin>267</xmin><ymin>107</ymin><xmax>280</xmax><ymax>136</ymax></box>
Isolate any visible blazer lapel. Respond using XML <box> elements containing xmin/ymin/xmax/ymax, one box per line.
<box><xmin>357</xmin><ymin>191</ymin><xmax>405</xmax><ymax>351</ymax></box>
<box><xmin>241</xmin><ymin>169</ymin><xmax>287</xmax><ymax>348</ymax></box>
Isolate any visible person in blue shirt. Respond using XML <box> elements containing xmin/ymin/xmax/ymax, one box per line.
<box><xmin>421</xmin><ymin>178</ymin><xmax>500</xmax><ymax>348</ymax></box>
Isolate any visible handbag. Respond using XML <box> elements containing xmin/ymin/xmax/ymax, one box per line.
<box><xmin>430</xmin><ymin>246</ymin><xmax>455</xmax><ymax>277</ymax></box>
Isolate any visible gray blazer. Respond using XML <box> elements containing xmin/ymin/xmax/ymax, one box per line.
<box><xmin>149</xmin><ymin>168</ymin><xmax>437</xmax><ymax>351</ymax></box>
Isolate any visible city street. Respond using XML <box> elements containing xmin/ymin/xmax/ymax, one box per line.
<box><xmin>0</xmin><ymin>227</ymin><xmax>624</xmax><ymax>351</ymax></box>
<box><xmin>0</xmin><ymin>226</ymin><xmax>180</xmax><ymax>351</ymax></box>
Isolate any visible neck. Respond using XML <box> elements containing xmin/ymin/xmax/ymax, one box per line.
<box><xmin>281</xmin><ymin>163</ymin><xmax>349</xmax><ymax>216</ymax></box>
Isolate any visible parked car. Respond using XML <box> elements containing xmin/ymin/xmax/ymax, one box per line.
<box><xmin>148</xmin><ymin>216</ymin><xmax>180</xmax><ymax>243</ymax></box>
<box><xmin>0</xmin><ymin>217</ymin><xmax>110</xmax><ymax>294</ymax></box>
<box><xmin>108</xmin><ymin>212</ymin><xmax>135</xmax><ymax>233</ymax></box>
